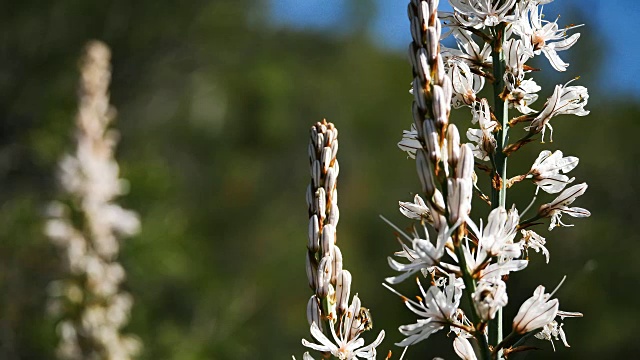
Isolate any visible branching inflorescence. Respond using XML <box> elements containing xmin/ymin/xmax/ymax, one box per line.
<box><xmin>387</xmin><ymin>0</ymin><xmax>588</xmax><ymax>359</ymax></box>
<box><xmin>45</xmin><ymin>41</ymin><xmax>141</xmax><ymax>360</ymax></box>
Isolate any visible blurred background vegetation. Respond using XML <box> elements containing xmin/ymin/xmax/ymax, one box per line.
<box><xmin>0</xmin><ymin>0</ymin><xmax>638</xmax><ymax>359</ymax></box>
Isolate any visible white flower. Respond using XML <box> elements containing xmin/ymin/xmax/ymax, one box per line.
<box><xmin>385</xmin><ymin>276</ymin><xmax>462</xmax><ymax>347</ymax></box>
<box><xmin>521</xmin><ymin>229</ymin><xmax>549</xmax><ymax>263</ymax></box>
<box><xmin>398</xmin><ymin>124</ymin><xmax>422</xmax><ymax>159</ymax></box>
<box><xmin>513</xmin><ymin>4</ymin><xmax>582</xmax><ymax>71</ymax></box>
<box><xmin>453</xmin><ymin>335</ymin><xmax>478</xmax><ymax>360</ymax></box>
<box><xmin>466</xmin><ymin>99</ymin><xmax>498</xmax><ymax>161</ymax></box>
<box><xmin>528</xmin><ymin>150</ymin><xmax>579</xmax><ymax>194</ymax></box>
<box><xmin>472</xmin><ymin>277</ymin><xmax>508</xmax><ymax>321</ymax></box>
<box><xmin>441</xmin><ymin>29</ymin><xmax>492</xmax><ymax>69</ymax></box>
<box><xmin>449</xmin><ymin>0</ymin><xmax>517</xmax><ymax>27</ymax></box>
<box><xmin>383</xmin><ymin>217</ymin><xmax>449</xmax><ymax>284</ymax></box>
<box><xmin>450</xmin><ymin>60</ymin><xmax>485</xmax><ymax>108</ymax></box>
<box><xmin>508</xmin><ymin>78</ymin><xmax>541</xmax><ymax>114</ymax></box>
<box><xmin>513</xmin><ymin>285</ymin><xmax>559</xmax><ymax>334</ymax></box>
<box><xmin>534</xmin><ymin>310</ymin><xmax>583</xmax><ymax>350</ymax></box>
<box><xmin>302</xmin><ymin>295</ymin><xmax>385</xmax><ymax>360</ymax></box>
<box><xmin>526</xmin><ymin>80</ymin><xmax>589</xmax><ymax>142</ymax></box>
<box><xmin>469</xmin><ymin>206</ymin><xmax>521</xmax><ymax>264</ymax></box>
<box><xmin>399</xmin><ymin>194</ymin><xmax>432</xmax><ymax>222</ymax></box>
<box><xmin>538</xmin><ymin>183</ymin><xmax>590</xmax><ymax>231</ymax></box>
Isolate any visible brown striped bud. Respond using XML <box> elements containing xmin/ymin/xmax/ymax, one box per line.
<box><xmin>311</xmin><ymin>160</ymin><xmax>322</xmax><ymax>188</ymax></box>
<box><xmin>321</xmin><ymin>224</ymin><xmax>335</xmax><ymax>257</ymax></box>
<box><xmin>336</xmin><ymin>269</ymin><xmax>352</xmax><ymax>315</ymax></box>
<box><xmin>316</xmin><ymin>255</ymin><xmax>332</xmax><ymax>298</ymax></box>
<box><xmin>306</xmin><ymin>251</ymin><xmax>318</xmax><ymax>291</ymax></box>
<box><xmin>308</xmin><ymin>215</ymin><xmax>320</xmax><ymax>253</ymax></box>
<box><xmin>314</xmin><ymin>188</ymin><xmax>326</xmax><ymax>221</ymax></box>
<box><xmin>422</xmin><ymin>119</ymin><xmax>440</xmax><ymax>165</ymax></box>
<box><xmin>447</xmin><ymin>124</ymin><xmax>461</xmax><ymax>170</ymax></box>
<box><xmin>416</xmin><ymin>149</ymin><xmax>436</xmax><ymax>197</ymax></box>
<box><xmin>331</xmin><ymin>246</ymin><xmax>343</xmax><ymax>284</ymax></box>
<box><xmin>306</xmin><ymin>295</ymin><xmax>322</xmax><ymax>329</ymax></box>
<box><xmin>457</xmin><ymin>144</ymin><xmax>474</xmax><ymax>180</ymax></box>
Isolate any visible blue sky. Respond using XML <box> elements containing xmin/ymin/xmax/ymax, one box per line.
<box><xmin>269</xmin><ymin>0</ymin><xmax>640</xmax><ymax>97</ymax></box>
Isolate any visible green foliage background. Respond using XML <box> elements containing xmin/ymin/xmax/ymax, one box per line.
<box><xmin>0</xmin><ymin>1</ymin><xmax>637</xmax><ymax>359</ymax></box>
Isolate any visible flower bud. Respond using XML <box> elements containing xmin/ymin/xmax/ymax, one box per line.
<box><xmin>410</xmin><ymin>15</ymin><xmax>423</xmax><ymax>46</ymax></box>
<box><xmin>432</xmin><ymin>84</ymin><xmax>448</xmax><ymax>130</ymax></box>
<box><xmin>447</xmin><ymin>178</ymin><xmax>471</xmax><ymax>224</ymax></box>
<box><xmin>413</xmin><ymin>77</ymin><xmax>428</xmax><ymax>113</ymax></box>
<box><xmin>416</xmin><ymin>149</ymin><xmax>436</xmax><ymax>197</ymax></box>
<box><xmin>321</xmin><ymin>224</ymin><xmax>335</xmax><ymax>257</ymax></box>
<box><xmin>330</xmin><ymin>139</ymin><xmax>339</xmax><ymax>162</ymax></box>
<box><xmin>315</xmin><ymin>133</ymin><xmax>324</xmax><ymax>154</ymax></box>
<box><xmin>306</xmin><ymin>251</ymin><xmax>318</xmax><ymax>290</ymax></box>
<box><xmin>327</xmin><ymin>202</ymin><xmax>339</xmax><ymax>227</ymax></box>
<box><xmin>308</xmin><ymin>142</ymin><xmax>317</xmax><ymax>164</ymax></box>
<box><xmin>427</xmin><ymin>27</ymin><xmax>439</xmax><ymax>62</ymax></box>
<box><xmin>447</xmin><ymin>124</ymin><xmax>460</xmax><ymax>169</ymax></box>
<box><xmin>316</xmin><ymin>255</ymin><xmax>333</xmax><ymax>298</ymax></box>
<box><xmin>324</xmin><ymin>167</ymin><xmax>337</xmax><ymax>195</ymax></box>
<box><xmin>422</xmin><ymin>119</ymin><xmax>440</xmax><ymax>165</ymax></box>
<box><xmin>336</xmin><ymin>269</ymin><xmax>352</xmax><ymax>315</ymax></box>
<box><xmin>416</xmin><ymin>48</ymin><xmax>430</xmax><ymax>84</ymax></box>
<box><xmin>331</xmin><ymin>246</ymin><xmax>343</xmax><ymax>285</ymax></box>
<box><xmin>314</xmin><ymin>187</ymin><xmax>326</xmax><ymax>220</ymax></box>
<box><xmin>513</xmin><ymin>285</ymin><xmax>559</xmax><ymax>334</ymax></box>
<box><xmin>453</xmin><ymin>336</ymin><xmax>476</xmax><ymax>360</ymax></box>
<box><xmin>306</xmin><ymin>184</ymin><xmax>313</xmax><ymax>210</ymax></box>
<box><xmin>311</xmin><ymin>160</ymin><xmax>322</xmax><ymax>188</ymax></box>
<box><xmin>306</xmin><ymin>295</ymin><xmax>322</xmax><ymax>328</ymax></box>
<box><xmin>456</xmin><ymin>144</ymin><xmax>474</xmax><ymax>180</ymax></box>
<box><xmin>308</xmin><ymin>215</ymin><xmax>320</xmax><ymax>253</ymax></box>
<box><xmin>321</xmin><ymin>146</ymin><xmax>332</xmax><ymax>173</ymax></box>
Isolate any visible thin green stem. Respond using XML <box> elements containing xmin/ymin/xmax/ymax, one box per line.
<box><xmin>489</xmin><ymin>22</ymin><xmax>509</xmax><ymax>357</ymax></box>
<box><xmin>452</xmin><ymin>227</ymin><xmax>491</xmax><ymax>360</ymax></box>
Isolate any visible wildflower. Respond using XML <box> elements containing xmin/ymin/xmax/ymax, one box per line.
<box><xmin>385</xmin><ymin>276</ymin><xmax>462</xmax><ymax>346</ymax></box>
<box><xmin>538</xmin><ymin>183</ymin><xmax>590</xmax><ymax>230</ymax></box>
<box><xmin>473</xmin><ymin>206</ymin><xmax>522</xmax><ymax>263</ymax></box>
<box><xmin>398</xmin><ymin>123</ymin><xmax>422</xmax><ymax>159</ymax></box>
<box><xmin>302</xmin><ymin>295</ymin><xmax>385</xmax><ymax>360</ymax></box>
<box><xmin>521</xmin><ymin>229</ymin><xmax>549</xmax><ymax>263</ymax></box>
<box><xmin>513</xmin><ymin>285</ymin><xmax>558</xmax><ymax>334</ymax></box>
<box><xmin>450</xmin><ymin>60</ymin><xmax>484</xmax><ymax>108</ymax></box>
<box><xmin>383</xmin><ymin>217</ymin><xmax>449</xmax><ymax>285</ymax></box>
<box><xmin>528</xmin><ymin>150</ymin><xmax>579</xmax><ymax>194</ymax></box>
<box><xmin>534</xmin><ymin>310</ymin><xmax>583</xmax><ymax>350</ymax></box>
<box><xmin>449</xmin><ymin>0</ymin><xmax>518</xmax><ymax>27</ymax></box>
<box><xmin>399</xmin><ymin>194</ymin><xmax>433</xmax><ymax>223</ymax></box>
<box><xmin>466</xmin><ymin>99</ymin><xmax>497</xmax><ymax>161</ymax></box>
<box><xmin>514</xmin><ymin>4</ymin><xmax>582</xmax><ymax>72</ymax></box>
<box><xmin>526</xmin><ymin>80</ymin><xmax>589</xmax><ymax>142</ymax></box>
<box><xmin>473</xmin><ymin>277</ymin><xmax>508</xmax><ymax>321</ymax></box>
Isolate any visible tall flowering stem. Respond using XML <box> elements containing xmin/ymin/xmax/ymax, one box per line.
<box><xmin>489</xmin><ymin>19</ymin><xmax>508</xmax><ymax>349</ymax></box>
<box><xmin>388</xmin><ymin>0</ymin><xmax>589</xmax><ymax>359</ymax></box>
<box><xmin>45</xmin><ymin>41</ymin><xmax>141</xmax><ymax>360</ymax></box>
<box><xmin>300</xmin><ymin>120</ymin><xmax>384</xmax><ymax>360</ymax></box>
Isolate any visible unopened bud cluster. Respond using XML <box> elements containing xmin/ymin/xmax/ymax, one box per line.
<box><xmin>300</xmin><ymin>121</ymin><xmax>384</xmax><ymax>360</ymax></box>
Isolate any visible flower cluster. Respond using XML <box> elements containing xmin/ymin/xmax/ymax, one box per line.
<box><xmin>45</xmin><ymin>41</ymin><xmax>141</xmax><ymax>360</ymax></box>
<box><xmin>301</xmin><ymin>120</ymin><xmax>384</xmax><ymax>359</ymax></box>
<box><xmin>387</xmin><ymin>0</ymin><xmax>588</xmax><ymax>359</ymax></box>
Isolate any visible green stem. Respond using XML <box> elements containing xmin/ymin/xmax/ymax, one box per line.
<box><xmin>453</xmin><ymin>228</ymin><xmax>491</xmax><ymax>360</ymax></box>
<box><xmin>489</xmin><ymin>22</ymin><xmax>509</xmax><ymax>357</ymax></box>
